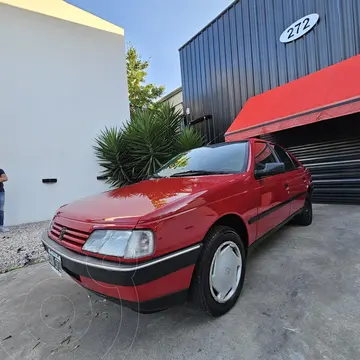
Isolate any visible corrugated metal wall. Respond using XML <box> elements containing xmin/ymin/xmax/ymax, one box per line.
<box><xmin>179</xmin><ymin>0</ymin><xmax>360</xmax><ymax>143</ymax></box>
<box><xmin>260</xmin><ymin>113</ymin><xmax>360</xmax><ymax>204</ymax></box>
<box><xmin>288</xmin><ymin>138</ymin><xmax>360</xmax><ymax>204</ymax></box>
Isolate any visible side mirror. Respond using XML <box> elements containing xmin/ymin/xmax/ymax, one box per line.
<box><xmin>255</xmin><ymin>162</ymin><xmax>285</xmax><ymax>179</ymax></box>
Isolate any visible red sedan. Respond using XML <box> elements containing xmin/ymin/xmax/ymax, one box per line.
<box><xmin>42</xmin><ymin>139</ymin><xmax>313</xmax><ymax>317</ymax></box>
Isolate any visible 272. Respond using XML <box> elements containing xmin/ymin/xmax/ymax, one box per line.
<box><xmin>287</xmin><ymin>17</ymin><xmax>310</xmax><ymax>40</ymax></box>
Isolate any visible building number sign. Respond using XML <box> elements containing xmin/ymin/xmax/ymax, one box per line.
<box><xmin>280</xmin><ymin>14</ymin><xmax>320</xmax><ymax>44</ymax></box>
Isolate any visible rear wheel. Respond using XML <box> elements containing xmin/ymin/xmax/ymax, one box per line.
<box><xmin>188</xmin><ymin>226</ymin><xmax>246</xmax><ymax>317</ymax></box>
<box><xmin>294</xmin><ymin>195</ymin><xmax>313</xmax><ymax>226</ymax></box>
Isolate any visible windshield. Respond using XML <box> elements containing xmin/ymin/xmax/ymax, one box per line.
<box><xmin>155</xmin><ymin>141</ymin><xmax>249</xmax><ymax>178</ymax></box>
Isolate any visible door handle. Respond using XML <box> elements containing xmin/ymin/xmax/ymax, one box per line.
<box><xmin>284</xmin><ymin>183</ymin><xmax>289</xmax><ymax>189</ymax></box>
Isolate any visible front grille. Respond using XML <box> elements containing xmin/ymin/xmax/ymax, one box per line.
<box><xmin>49</xmin><ymin>222</ymin><xmax>90</xmax><ymax>252</ymax></box>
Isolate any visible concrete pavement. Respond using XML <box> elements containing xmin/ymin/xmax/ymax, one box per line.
<box><xmin>1</xmin><ymin>204</ymin><xmax>360</xmax><ymax>360</ymax></box>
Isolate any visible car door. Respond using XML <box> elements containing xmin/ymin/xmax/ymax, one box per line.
<box><xmin>253</xmin><ymin>141</ymin><xmax>291</xmax><ymax>240</ymax></box>
<box><xmin>272</xmin><ymin>144</ymin><xmax>308</xmax><ymax>215</ymax></box>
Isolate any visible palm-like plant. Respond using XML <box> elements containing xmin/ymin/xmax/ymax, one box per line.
<box><xmin>94</xmin><ymin>103</ymin><xmax>204</xmax><ymax>187</ymax></box>
<box><xmin>176</xmin><ymin>127</ymin><xmax>205</xmax><ymax>153</ymax></box>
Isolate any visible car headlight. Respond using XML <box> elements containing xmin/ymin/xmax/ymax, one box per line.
<box><xmin>82</xmin><ymin>230</ymin><xmax>155</xmax><ymax>259</ymax></box>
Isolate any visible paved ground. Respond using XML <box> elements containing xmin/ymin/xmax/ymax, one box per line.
<box><xmin>1</xmin><ymin>204</ymin><xmax>360</xmax><ymax>360</ymax></box>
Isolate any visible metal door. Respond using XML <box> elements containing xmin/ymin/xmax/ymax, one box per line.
<box><xmin>287</xmin><ymin>138</ymin><xmax>360</xmax><ymax>204</ymax></box>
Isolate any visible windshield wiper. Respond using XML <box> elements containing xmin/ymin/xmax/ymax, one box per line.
<box><xmin>169</xmin><ymin>170</ymin><xmax>230</xmax><ymax>178</ymax></box>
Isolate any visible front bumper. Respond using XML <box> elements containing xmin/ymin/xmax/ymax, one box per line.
<box><xmin>42</xmin><ymin>232</ymin><xmax>201</xmax><ymax>312</ymax></box>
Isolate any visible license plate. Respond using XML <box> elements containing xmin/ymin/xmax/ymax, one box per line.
<box><xmin>47</xmin><ymin>248</ymin><xmax>62</xmax><ymax>276</ymax></box>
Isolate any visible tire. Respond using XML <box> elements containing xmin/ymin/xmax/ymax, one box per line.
<box><xmin>294</xmin><ymin>195</ymin><xmax>313</xmax><ymax>226</ymax></box>
<box><xmin>188</xmin><ymin>225</ymin><xmax>246</xmax><ymax>317</ymax></box>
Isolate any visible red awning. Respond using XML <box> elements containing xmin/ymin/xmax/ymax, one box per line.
<box><xmin>225</xmin><ymin>55</ymin><xmax>360</xmax><ymax>141</ymax></box>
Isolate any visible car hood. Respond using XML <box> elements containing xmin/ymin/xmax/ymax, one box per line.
<box><xmin>56</xmin><ymin>175</ymin><xmax>237</xmax><ymax>226</ymax></box>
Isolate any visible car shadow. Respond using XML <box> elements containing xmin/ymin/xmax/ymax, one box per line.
<box><xmin>247</xmin><ymin>224</ymin><xmax>292</xmax><ymax>262</ymax></box>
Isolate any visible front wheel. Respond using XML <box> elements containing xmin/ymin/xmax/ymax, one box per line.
<box><xmin>294</xmin><ymin>195</ymin><xmax>313</xmax><ymax>226</ymax></box>
<box><xmin>188</xmin><ymin>226</ymin><xmax>246</xmax><ymax>317</ymax></box>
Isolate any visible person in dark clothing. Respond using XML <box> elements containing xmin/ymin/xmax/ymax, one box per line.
<box><xmin>0</xmin><ymin>169</ymin><xmax>9</xmax><ymax>232</ymax></box>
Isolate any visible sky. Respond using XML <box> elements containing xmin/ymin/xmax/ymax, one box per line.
<box><xmin>68</xmin><ymin>0</ymin><xmax>232</xmax><ymax>94</ymax></box>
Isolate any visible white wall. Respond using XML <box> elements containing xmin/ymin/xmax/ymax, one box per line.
<box><xmin>0</xmin><ymin>4</ymin><xmax>129</xmax><ymax>226</ymax></box>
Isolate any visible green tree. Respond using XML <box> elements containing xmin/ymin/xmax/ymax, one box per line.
<box><xmin>126</xmin><ymin>44</ymin><xmax>165</xmax><ymax>112</ymax></box>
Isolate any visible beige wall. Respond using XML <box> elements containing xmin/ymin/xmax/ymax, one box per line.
<box><xmin>161</xmin><ymin>88</ymin><xmax>183</xmax><ymax>114</ymax></box>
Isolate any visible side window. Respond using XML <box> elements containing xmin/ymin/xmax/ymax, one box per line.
<box><xmin>254</xmin><ymin>142</ymin><xmax>278</xmax><ymax>171</ymax></box>
<box><xmin>273</xmin><ymin>145</ymin><xmax>296</xmax><ymax>172</ymax></box>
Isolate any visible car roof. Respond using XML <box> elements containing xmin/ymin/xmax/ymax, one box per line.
<box><xmin>206</xmin><ymin>138</ymin><xmax>274</xmax><ymax>149</ymax></box>
<box><xmin>206</xmin><ymin>140</ymin><xmax>250</xmax><ymax>149</ymax></box>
